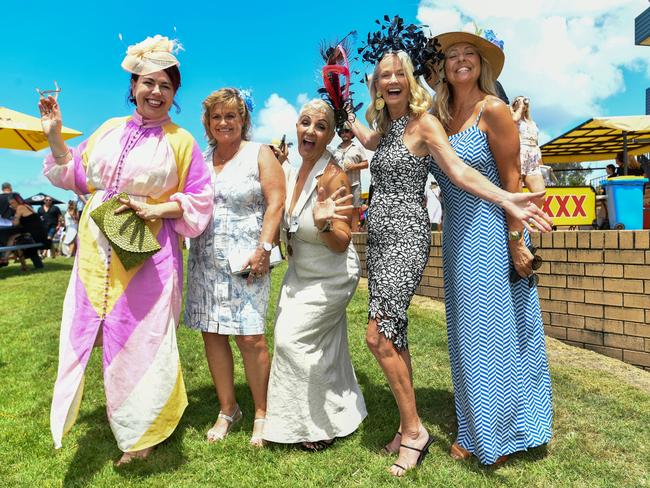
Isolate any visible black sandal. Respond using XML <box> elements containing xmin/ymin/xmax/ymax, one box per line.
<box><xmin>391</xmin><ymin>435</ymin><xmax>434</xmax><ymax>474</ymax></box>
<box><xmin>380</xmin><ymin>431</ymin><xmax>401</xmax><ymax>455</ymax></box>
<box><xmin>301</xmin><ymin>439</ymin><xmax>335</xmax><ymax>452</ymax></box>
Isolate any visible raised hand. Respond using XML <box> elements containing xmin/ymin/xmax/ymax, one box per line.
<box><xmin>38</xmin><ymin>95</ymin><xmax>63</xmax><ymax>139</ymax></box>
<box><xmin>502</xmin><ymin>191</ymin><xmax>553</xmax><ymax>233</ymax></box>
<box><xmin>313</xmin><ymin>186</ymin><xmax>353</xmax><ymax>230</ymax></box>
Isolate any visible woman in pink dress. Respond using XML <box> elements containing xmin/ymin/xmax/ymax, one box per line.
<box><xmin>39</xmin><ymin>35</ymin><xmax>213</xmax><ymax>465</ymax></box>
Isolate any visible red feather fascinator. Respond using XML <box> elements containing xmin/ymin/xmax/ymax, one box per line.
<box><xmin>319</xmin><ymin>32</ymin><xmax>363</xmax><ymax>130</ymax></box>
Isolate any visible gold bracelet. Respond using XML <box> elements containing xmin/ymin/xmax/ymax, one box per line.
<box><xmin>53</xmin><ymin>149</ymin><xmax>71</xmax><ymax>160</ymax></box>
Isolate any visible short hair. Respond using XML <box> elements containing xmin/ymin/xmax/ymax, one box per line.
<box><xmin>202</xmin><ymin>88</ymin><xmax>252</xmax><ymax>146</ymax></box>
<box><xmin>1</xmin><ymin>182</ymin><xmax>12</xmax><ymax>191</ymax></box>
<box><xmin>298</xmin><ymin>99</ymin><xmax>336</xmax><ymax>138</ymax></box>
<box><xmin>366</xmin><ymin>51</ymin><xmax>432</xmax><ymax>135</ymax></box>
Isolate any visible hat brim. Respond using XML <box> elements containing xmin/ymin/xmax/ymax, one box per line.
<box><xmin>425</xmin><ymin>32</ymin><xmax>504</xmax><ymax>91</ymax></box>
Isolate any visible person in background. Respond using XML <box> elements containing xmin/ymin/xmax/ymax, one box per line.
<box><xmin>37</xmin><ymin>196</ymin><xmax>62</xmax><ymax>257</ymax></box>
<box><xmin>0</xmin><ymin>182</ymin><xmax>15</xmax><ymax>221</ymax></box>
<box><xmin>2</xmin><ymin>193</ymin><xmax>47</xmax><ymax>270</ymax></box>
<box><xmin>511</xmin><ymin>96</ymin><xmax>546</xmax><ymax>207</ymax></box>
<box><xmin>425</xmin><ymin>179</ymin><xmax>442</xmax><ymax>230</ymax></box>
<box><xmin>615</xmin><ymin>152</ymin><xmax>645</xmax><ymax>176</ymax></box>
<box><xmin>333</xmin><ymin>122</ymin><xmax>368</xmax><ymax>231</ymax></box>
<box><xmin>605</xmin><ymin>164</ymin><xmax>616</xmax><ymax>178</ymax></box>
<box><xmin>75</xmin><ymin>193</ymin><xmax>89</xmax><ymax>216</ymax></box>
<box><xmin>61</xmin><ymin>200</ymin><xmax>79</xmax><ymax>257</ymax></box>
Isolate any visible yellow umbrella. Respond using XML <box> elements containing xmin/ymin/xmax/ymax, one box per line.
<box><xmin>0</xmin><ymin>106</ymin><xmax>82</xmax><ymax>151</ymax></box>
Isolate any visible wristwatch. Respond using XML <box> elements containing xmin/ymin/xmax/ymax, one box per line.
<box><xmin>508</xmin><ymin>230</ymin><xmax>523</xmax><ymax>241</ymax></box>
<box><xmin>258</xmin><ymin>241</ymin><xmax>273</xmax><ymax>252</ymax></box>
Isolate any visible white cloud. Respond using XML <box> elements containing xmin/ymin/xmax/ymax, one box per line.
<box><xmin>417</xmin><ymin>0</ymin><xmax>650</xmax><ymax>136</ymax></box>
<box><xmin>296</xmin><ymin>93</ymin><xmax>310</xmax><ymax>106</ymax></box>
<box><xmin>252</xmin><ymin>93</ymin><xmax>300</xmax><ymax>145</ymax></box>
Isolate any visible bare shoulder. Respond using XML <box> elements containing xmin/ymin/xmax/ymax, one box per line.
<box><xmin>482</xmin><ymin>95</ymin><xmax>510</xmax><ymax>120</ymax></box>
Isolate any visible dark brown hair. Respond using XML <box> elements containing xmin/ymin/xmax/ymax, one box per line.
<box><xmin>127</xmin><ymin>65</ymin><xmax>182</xmax><ymax>112</ymax></box>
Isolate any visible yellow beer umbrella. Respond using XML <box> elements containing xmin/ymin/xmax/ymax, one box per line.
<box><xmin>0</xmin><ymin>106</ymin><xmax>82</xmax><ymax>151</ymax></box>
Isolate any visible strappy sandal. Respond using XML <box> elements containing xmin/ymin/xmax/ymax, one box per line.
<box><xmin>206</xmin><ymin>404</ymin><xmax>242</xmax><ymax>442</ymax></box>
<box><xmin>450</xmin><ymin>441</ymin><xmax>472</xmax><ymax>460</ymax></box>
<box><xmin>380</xmin><ymin>431</ymin><xmax>401</xmax><ymax>455</ymax></box>
<box><xmin>250</xmin><ymin>418</ymin><xmax>266</xmax><ymax>447</ymax></box>
<box><xmin>300</xmin><ymin>439</ymin><xmax>335</xmax><ymax>452</ymax></box>
<box><xmin>391</xmin><ymin>435</ymin><xmax>434</xmax><ymax>476</ymax></box>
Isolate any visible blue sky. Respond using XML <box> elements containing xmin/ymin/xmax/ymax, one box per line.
<box><xmin>2</xmin><ymin>0</ymin><xmax>649</xmax><ymax>203</ymax></box>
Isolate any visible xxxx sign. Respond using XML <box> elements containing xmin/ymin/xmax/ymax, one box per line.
<box><xmin>539</xmin><ymin>187</ymin><xmax>596</xmax><ymax>227</ymax></box>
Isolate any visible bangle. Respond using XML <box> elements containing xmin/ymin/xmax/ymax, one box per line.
<box><xmin>53</xmin><ymin>149</ymin><xmax>71</xmax><ymax>160</ymax></box>
<box><xmin>317</xmin><ymin>219</ymin><xmax>332</xmax><ymax>233</ymax></box>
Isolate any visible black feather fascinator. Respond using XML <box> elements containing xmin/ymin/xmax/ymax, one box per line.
<box><xmin>358</xmin><ymin>15</ymin><xmax>443</xmax><ymax>79</ymax></box>
<box><xmin>318</xmin><ymin>32</ymin><xmax>363</xmax><ymax>130</ymax></box>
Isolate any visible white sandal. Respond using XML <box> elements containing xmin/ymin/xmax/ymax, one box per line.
<box><xmin>250</xmin><ymin>418</ymin><xmax>266</xmax><ymax>447</ymax></box>
<box><xmin>206</xmin><ymin>404</ymin><xmax>242</xmax><ymax>442</ymax></box>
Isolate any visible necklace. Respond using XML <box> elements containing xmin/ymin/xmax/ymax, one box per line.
<box><xmin>213</xmin><ymin>142</ymin><xmax>244</xmax><ymax>166</ymax></box>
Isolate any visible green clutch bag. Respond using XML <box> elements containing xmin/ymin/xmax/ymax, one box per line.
<box><xmin>90</xmin><ymin>192</ymin><xmax>161</xmax><ymax>270</ymax></box>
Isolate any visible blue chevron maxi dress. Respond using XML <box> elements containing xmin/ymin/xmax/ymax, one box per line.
<box><xmin>429</xmin><ymin>111</ymin><xmax>553</xmax><ymax>465</ymax></box>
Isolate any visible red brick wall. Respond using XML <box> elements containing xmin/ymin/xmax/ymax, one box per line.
<box><xmin>352</xmin><ymin>230</ymin><xmax>650</xmax><ymax>371</ymax></box>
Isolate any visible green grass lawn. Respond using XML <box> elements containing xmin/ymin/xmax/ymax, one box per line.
<box><xmin>0</xmin><ymin>258</ymin><xmax>649</xmax><ymax>487</ymax></box>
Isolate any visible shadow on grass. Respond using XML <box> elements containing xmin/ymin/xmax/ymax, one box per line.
<box><xmin>355</xmin><ymin>371</ymin><xmax>550</xmax><ymax>475</ymax></box>
<box><xmin>0</xmin><ymin>260</ymin><xmax>72</xmax><ymax>280</ymax></box>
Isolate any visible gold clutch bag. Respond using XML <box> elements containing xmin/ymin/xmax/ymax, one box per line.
<box><xmin>90</xmin><ymin>192</ymin><xmax>161</xmax><ymax>270</ymax></box>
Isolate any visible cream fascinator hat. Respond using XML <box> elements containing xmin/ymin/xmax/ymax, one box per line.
<box><xmin>426</xmin><ymin>26</ymin><xmax>504</xmax><ymax>90</ymax></box>
<box><xmin>121</xmin><ymin>35</ymin><xmax>181</xmax><ymax>76</ymax></box>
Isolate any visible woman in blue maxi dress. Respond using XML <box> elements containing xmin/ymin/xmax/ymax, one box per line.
<box><xmin>428</xmin><ymin>29</ymin><xmax>553</xmax><ymax>464</ymax></box>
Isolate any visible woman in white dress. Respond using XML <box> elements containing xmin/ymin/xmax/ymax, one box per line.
<box><xmin>185</xmin><ymin>88</ymin><xmax>285</xmax><ymax>446</ymax></box>
<box><xmin>61</xmin><ymin>200</ymin><xmax>78</xmax><ymax>256</ymax></box>
<box><xmin>262</xmin><ymin>100</ymin><xmax>367</xmax><ymax>450</ymax></box>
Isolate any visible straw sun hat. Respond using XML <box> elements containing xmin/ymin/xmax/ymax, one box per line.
<box><xmin>426</xmin><ymin>28</ymin><xmax>505</xmax><ymax>90</ymax></box>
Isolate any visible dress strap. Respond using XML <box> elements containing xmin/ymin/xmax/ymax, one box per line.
<box><xmin>475</xmin><ymin>101</ymin><xmax>488</xmax><ymax>125</ymax></box>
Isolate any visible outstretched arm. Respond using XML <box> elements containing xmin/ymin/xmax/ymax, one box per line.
<box><xmin>419</xmin><ymin>113</ymin><xmax>551</xmax><ymax>232</ymax></box>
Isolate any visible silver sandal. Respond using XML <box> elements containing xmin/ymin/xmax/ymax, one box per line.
<box><xmin>206</xmin><ymin>404</ymin><xmax>243</xmax><ymax>442</ymax></box>
<box><xmin>250</xmin><ymin>418</ymin><xmax>266</xmax><ymax>447</ymax></box>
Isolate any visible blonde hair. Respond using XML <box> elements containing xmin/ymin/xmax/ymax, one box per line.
<box><xmin>513</xmin><ymin>96</ymin><xmax>531</xmax><ymax>122</ymax></box>
<box><xmin>432</xmin><ymin>49</ymin><xmax>498</xmax><ymax>130</ymax></box>
<box><xmin>298</xmin><ymin>99</ymin><xmax>336</xmax><ymax>138</ymax></box>
<box><xmin>366</xmin><ymin>51</ymin><xmax>432</xmax><ymax>135</ymax></box>
<box><xmin>202</xmin><ymin>88</ymin><xmax>252</xmax><ymax>146</ymax></box>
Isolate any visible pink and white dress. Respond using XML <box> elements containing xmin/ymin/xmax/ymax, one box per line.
<box><xmin>44</xmin><ymin>111</ymin><xmax>213</xmax><ymax>452</ymax></box>
<box><xmin>517</xmin><ymin>119</ymin><xmax>543</xmax><ymax>177</ymax></box>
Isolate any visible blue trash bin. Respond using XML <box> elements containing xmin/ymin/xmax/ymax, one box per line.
<box><xmin>601</xmin><ymin>176</ymin><xmax>648</xmax><ymax>230</ymax></box>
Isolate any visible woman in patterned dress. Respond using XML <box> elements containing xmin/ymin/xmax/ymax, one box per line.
<box><xmin>427</xmin><ymin>29</ymin><xmax>553</xmax><ymax>465</ymax></box>
<box><xmin>40</xmin><ymin>35</ymin><xmax>214</xmax><ymax>465</ymax></box>
<box><xmin>511</xmin><ymin>96</ymin><xmax>546</xmax><ymax>206</ymax></box>
<box><xmin>184</xmin><ymin>88</ymin><xmax>285</xmax><ymax>447</ymax></box>
<box><xmin>349</xmin><ymin>47</ymin><xmax>551</xmax><ymax>475</ymax></box>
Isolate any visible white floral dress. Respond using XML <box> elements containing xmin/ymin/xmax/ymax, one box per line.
<box><xmin>185</xmin><ymin>142</ymin><xmax>270</xmax><ymax>335</ymax></box>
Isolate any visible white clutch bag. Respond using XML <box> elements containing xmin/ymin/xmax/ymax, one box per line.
<box><xmin>228</xmin><ymin>246</ymin><xmax>283</xmax><ymax>276</ymax></box>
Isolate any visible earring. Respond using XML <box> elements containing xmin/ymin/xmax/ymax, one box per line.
<box><xmin>374</xmin><ymin>92</ymin><xmax>385</xmax><ymax>111</ymax></box>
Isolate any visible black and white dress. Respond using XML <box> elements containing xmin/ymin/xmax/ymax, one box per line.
<box><xmin>367</xmin><ymin>115</ymin><xmax>431</xmax><ymax>350</ymax></box>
